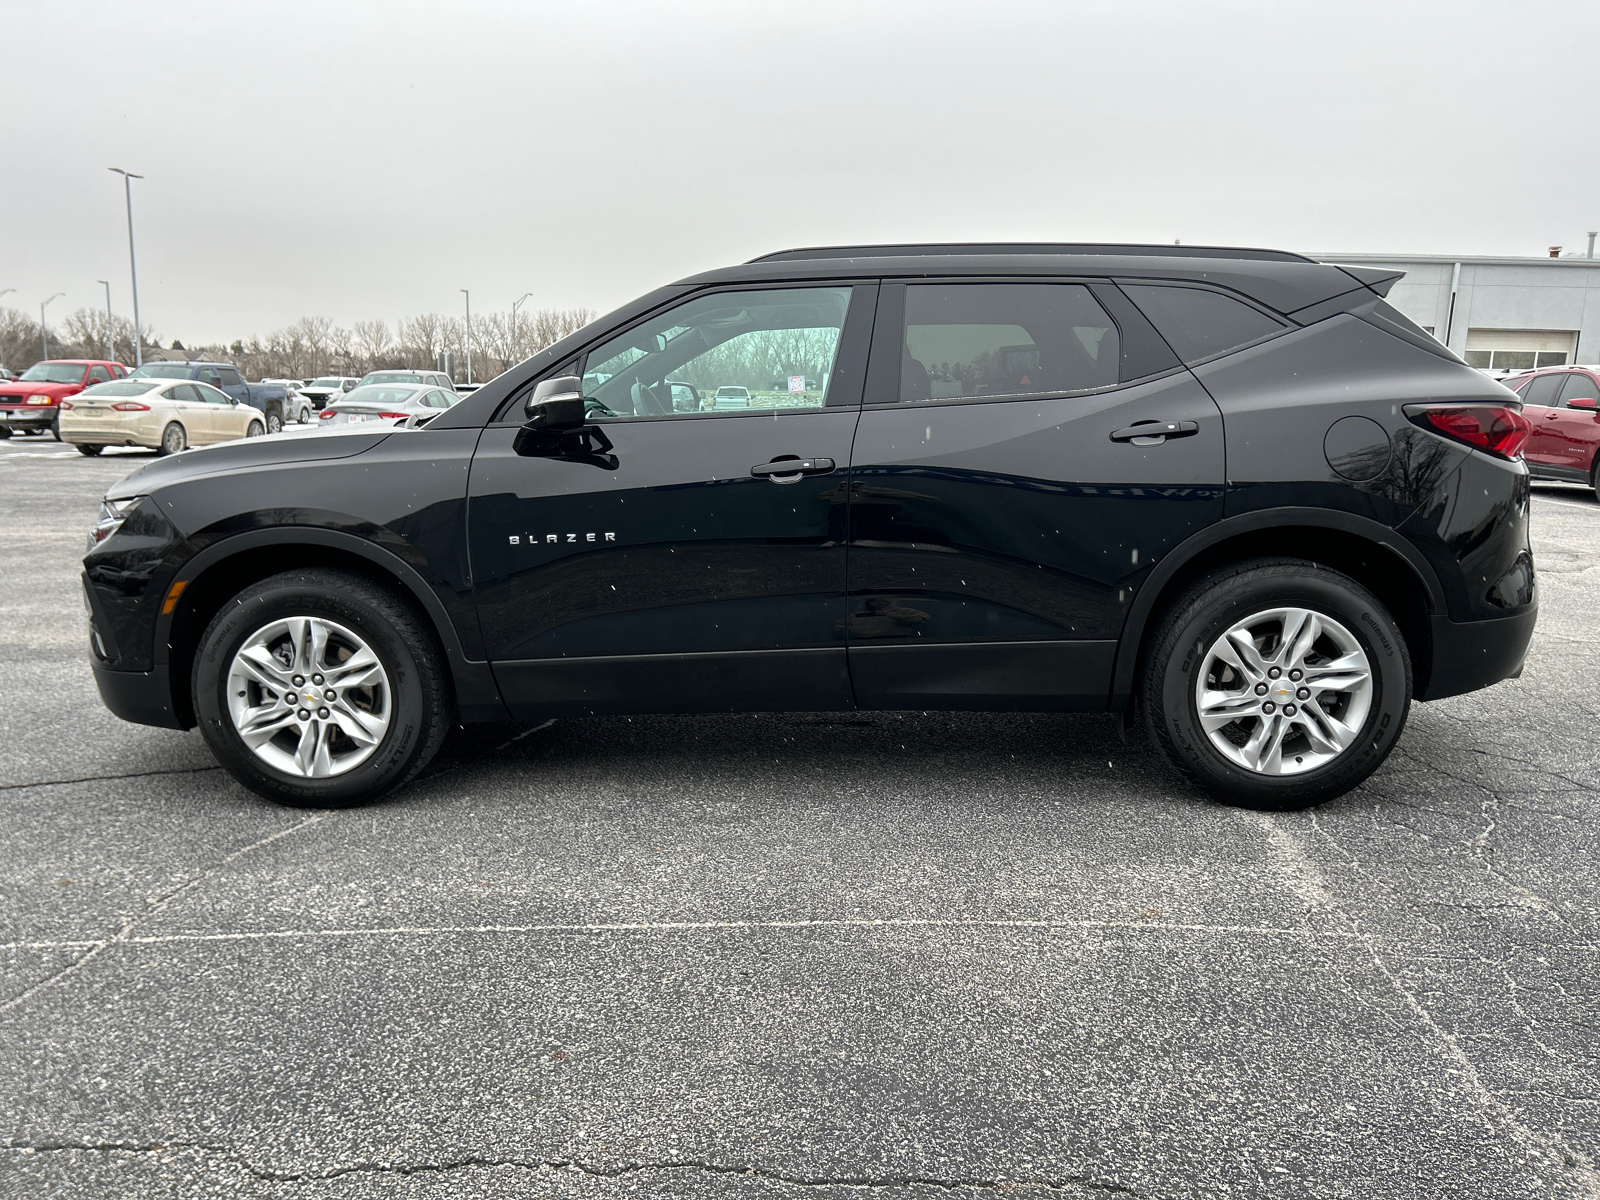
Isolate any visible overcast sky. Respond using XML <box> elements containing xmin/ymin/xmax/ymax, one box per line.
<box><xmin>5</xmin><ymin>0</ymin><xmax>1598</xmax><ymax>348</ymax></box>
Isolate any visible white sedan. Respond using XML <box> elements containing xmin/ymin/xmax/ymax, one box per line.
<box><xmin>61</xmin><ymin>378</ymin><xmax>267</xmax><ymax>456</ymax></box>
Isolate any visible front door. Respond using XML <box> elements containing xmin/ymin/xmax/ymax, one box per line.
<box><xmin>846</xmin><ymin>280</ymin><xmax>1225</xmax><ymax>710</ymax></box>
<box><xmin>1541</xmin><ymin>372</ymin><xmax>1600</xmax><ymax>474</ymax></box>
<box><xmin>468</xmin><ymin>283</ymin><xmax>876</xmax><ymax>719</ymax></box>
<box><xmin>1518</xmin><ymin>372</ymin><xmax>1572</xmax><ymax>474</ymax></box>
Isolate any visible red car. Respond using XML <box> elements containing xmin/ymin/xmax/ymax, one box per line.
<box><xmin>0</xmin><ymin>359</ymin><xmax>129</xmax><ymax>441</ymax></box>
<box><xmin>1504</xmin><ymin>365</ymin><xmax>1600</xmax><ymax>490</ymax></box>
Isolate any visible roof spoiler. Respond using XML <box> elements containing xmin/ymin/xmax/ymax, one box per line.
<box><xmin>1331</xmin><ymin>264</ymin><xmax>1404</xmax><ymax>296</ymax></box>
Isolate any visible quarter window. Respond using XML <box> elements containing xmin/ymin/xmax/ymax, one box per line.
<box><xmin>579</xmin><ymin>287</ymin><xmax>852</xmax><ymax>420</ymax></box>
<box><xmin>896</xmin><ymin>284</ymin><xmax>1120</xmax><ymax>403</ymax></box>
<box><xmin>1122</xmin><ymin>284</ymin><xmax>1286</xmax><ymax>364</ymax></box>
<box><xmin>87</xmin><ymin>366</ymin><xmax>111</xmax><ymax>384</ymax></box>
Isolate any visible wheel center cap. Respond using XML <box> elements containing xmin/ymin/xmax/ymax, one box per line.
<box><xmin>1270</xmin><ymin>682</ymin><xmax>1294</xmax><ymax>701</ymax></box>
<box><xmin>302</xmin><ymin>692</ymin><xmax>320</xmax><ymax>707</ymax></box>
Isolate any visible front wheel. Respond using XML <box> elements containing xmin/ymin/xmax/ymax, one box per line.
<box><xmin>49</xmin><ymin>415</ymin><xmax>61</xmax><ymax>441</ymax></box>
<box><xmin>192</xmin><ymin>569</ymin><xmax>452</xmax><ymax>807</ymax></box>
<box><xmin>157</xmin><ymin>421</ymin><xmax>187</xmax><ymax>456</ymax></box>
<box><xmin>77</xmin><ymin>443</ymin><xmax>103</xmax><ymax>456</ymax></box>
<box><xmin>246</xmin><ymin>420</ymin><xmax>265</xmax><ymax>438</ymax></box>
<box><xmin>1143</xmin><ymin>558</ymin><xmax>1410</xmax><ymax>810</ymax></box>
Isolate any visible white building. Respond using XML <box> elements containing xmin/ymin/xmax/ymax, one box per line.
<box><xmin>1309</xmin><ymin>249</ymin><xmax>1600</xmax><ymax>370</ymax></box>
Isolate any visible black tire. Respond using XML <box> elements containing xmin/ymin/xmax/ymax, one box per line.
<box><xmin>192</xmin><ymin>569</ymin><xmax>452</xmax><ymax>808</ymax></box>
<box><xmin>265</xmin><ymin>409</ymin><xmax>283</xmax><ymax>435</ymax></box>
<box><xmin>246</xmin><ymin>420</ymin><xmax>265</xmax><ymax>438</ymax></box>
<box><xmin>0</xmin><ymin>427</ymin><xmax>11</xmax><ymax>440</ymax></box>
<box><xmin>157</xmin><ymin>422</ymin><xmax>187</xmax><ymax>456</ymax></box>
<box><xmin>77</xmin><ymin>443</ymin><xmax>103</xmax><ymax>456</ymax></box>
<box><xmin>49</xmin><ymin>415</ymin><xmax>61</xmax><ymax>441</ymax></box>
<box><xmin>1143</xmin><ymin>558</ymin><xmax>1410</xmax><ymax>810</ymax></box>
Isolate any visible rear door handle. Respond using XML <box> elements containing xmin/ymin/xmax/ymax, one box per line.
<box><xmin>751</xmin><ymin>457</ymin><xmax>835</xmax><ymax>482</ymax></box>
<box><xmin>1109</xmin><ymin>420</ymin><xmax>1198</xmax><ymax>444</ymax></box>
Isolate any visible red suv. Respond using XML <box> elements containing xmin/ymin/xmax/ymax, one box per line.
<box><xmin>0</xmin><ymin>359</ymin><xmax>128</xmax><ymax>440</ymax></box>
<box><xmin>1504</xmin><ymin>366</ymin><xmax>1600</xmax><ymax>490</ymax></box>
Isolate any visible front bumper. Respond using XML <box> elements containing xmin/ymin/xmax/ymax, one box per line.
<box><xmin>1</xmin><ymin>407</ymin><xmax>56</xmax><ymax>430</ymax></box>
<box><xmin>91</xmin><ymin>658</ymin><xmax>187</xmax><ymax>729</ymax></box>
<box><xmin>1417</xmin><ymin>607</ymin><xmax>1538</xmax><ymax>701</ymax></box>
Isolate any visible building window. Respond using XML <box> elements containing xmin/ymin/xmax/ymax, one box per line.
<box><xmin>1464</xmin><ymin>329</ymin><xmax>1575</xmax><ymax>371</ymax></box>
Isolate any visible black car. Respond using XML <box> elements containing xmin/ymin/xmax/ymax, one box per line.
<box><xmin>84</xmin><ymin>243</ymin><xmax>1536</xmax><ymax>810</ymax></box>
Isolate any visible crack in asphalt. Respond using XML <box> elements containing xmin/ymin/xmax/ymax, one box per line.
<box><xmin>0</xmin><ymin>815</ymin><xmax>323</xmax><ymax>1016</ymax></box>
<box><xmin>0</xmin><ymin>764</ymin><xmax>223</xmax><ymax>793</ymax></box>
<box><xmin>1262</xmin><ymin>811</ymin><xmax>1600</xmax><ymax>1197</ymax></box>
<box><xmin>2</xmin><ymin>1141</ymin><xmax>1142</xmax><ymax>1195</ymax></box>
<box><xmin>3</xmin><ymin>1143</ymin><xmax>1142</xmax><ymax>1194</ymax></box>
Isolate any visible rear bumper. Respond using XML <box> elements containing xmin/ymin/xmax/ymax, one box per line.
<box><xmin>1417</xmin><ymin>607</ymin><xmax>1537</xmax><ymax>702</ymax></box>
<box><xmin>91</xmin><ymin>659</ymin><xmax>187</xmax><ymax>730</ymax></box>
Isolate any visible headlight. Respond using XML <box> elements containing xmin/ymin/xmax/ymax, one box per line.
<box><xmin>88</xmin><ymin>495</ymin><xmax>146</xmax><ymax>550</ymax></box>
<box><xmin>28</xmin><ymin>395</ymin><xmax>53</xmax><ymax>405</ymax></box>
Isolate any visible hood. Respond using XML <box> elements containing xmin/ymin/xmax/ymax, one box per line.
<box><xmin>2</xmin><ymin>381</ymin><xmax>75</xmax><ymax>397</ymax></box>
<box><xmin>106</xmin><ymin>426</ymin><xmax>395</xmax><ymax>500</ymax></box>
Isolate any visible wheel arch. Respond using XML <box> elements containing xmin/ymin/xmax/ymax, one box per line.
<box><xmin>159</xmin><ymin>528</ymin><xmax>504</xmax><ymax>728</ymax></box>
<box><xmin>1110</xmin><ymin>508</ymin><xmax>1443</xmax><ymax>712</ymax></box>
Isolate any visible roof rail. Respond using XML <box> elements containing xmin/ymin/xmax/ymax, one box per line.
<box><xmin>748</xmin><ymin>242</ymin><xmax>1315</xmax><ymax>265</ymax></box>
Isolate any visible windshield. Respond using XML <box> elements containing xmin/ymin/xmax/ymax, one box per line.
<box><xmin>19</xmin><ymin>363</ymin><xmax>85</xmax><ymax>383</ymax></box>
<box><xmin>130</xmin><ymin>364</ymin><xmax>194</xmax><ymax>380</ymax></box>
<box><xmin>310</xmin><ymin>378</ymin><xmax>342</xmax><ymax>388</ymax></box>
<box><xmin>81</xmin><ymin>381</ymin><xmax>160</xmax><ymax>398</ymax></box>
<box><xmin>361</xmin><ymin>372</ymin><xmax>419</xmax><ymax>385</ymax></box>
<box><xmin>336</xmin><ymin>386</ymin><xmax>422</xmax><ymax>408</ymax></box>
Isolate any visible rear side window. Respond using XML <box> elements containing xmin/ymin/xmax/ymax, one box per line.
<box><xmin>898</xmin><ymin>283</ymin><xmax>1120</xmax><ymax>403</ymax></box>
<box><xmin>1122</xmin><ymin>284</ymin><xmax>1286</xmax><ymax>364</ymax></box>
<box><xmin>1521</xmin><ymin>374</ymin><xmax>1564</xmax><ymax>407</ymax></box>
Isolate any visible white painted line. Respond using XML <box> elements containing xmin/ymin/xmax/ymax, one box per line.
<box><xmin>0</xmin><ymin>915</ymin><xmax>1353</xmax><ymax>952</ymax></box>
<box><xmin>1533</xmin><ymin>496</ymin><xmax>1600</xmax><ymax>512</ymax></box>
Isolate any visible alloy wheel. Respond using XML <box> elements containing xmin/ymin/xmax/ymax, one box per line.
<box><xmin>1194</xmin><ymin>606</ymin><xmax>1374</xmax><ymax>776</ymax></box>
<box><xmin>225</xmin><ymin>616</ymin><xmax>392</xmax><ymax>778</ymax></box>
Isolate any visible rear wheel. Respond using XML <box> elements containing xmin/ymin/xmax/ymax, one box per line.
<box><xmin>265</xmin><ymin>409</ymin><xmax>283</xmax><ymax>435</ymax></box>
<box><xmin>77</xmin><ymin>443</ymin><xmax>103</xmax><ymax>456</ymax></box>
<box><xmin>157</xmin><ymin>421</ymin><xmax>187</xmax><ymax>456</ymax></box>
<box><xmin>246</xmin><ymin>420</ymin><xmax>265</xmax><ymax>438</ymax></box>
<box><xmin>1143</xmin><ymin>558</ymin><xmax>1411</xmax><ymax>810</ymax></box>
<box><xmin>192</xmin><ymin>569</ymin><xmax>452</xmax><ymax>807</ymax></box>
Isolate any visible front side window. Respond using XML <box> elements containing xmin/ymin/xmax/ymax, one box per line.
<box><xmin>87</xmin><ymin>366</ymin><xmax>111</xmax><ymax>384</ymax></box>
<box><xmin>219</xmin><ymin>368</ymin><xmax>242</xmax><ymax>387</ymax></box>
<box><xmin>196</xmin><ymin>368</ymin><xmax>221</xmax><ymax>386</ymax></box>
<box><xmin>1122</xmin><ymin>284</ymin><xmax>1286</xmax><ymax>364</ymax></box>
<box><xmin>579</xmin><ymin>287</ymin><xmax>851</xmax><ymax>420</ymax></box>
<box><xmin>897</xmin><ymin>284</ymin><xmax>1120</xmax><ymax>403</ymax></box>
<box><xmin>1558</xmin><ymin>372</ymin><xmax>1599</xmax><ymax>407</ymax></box>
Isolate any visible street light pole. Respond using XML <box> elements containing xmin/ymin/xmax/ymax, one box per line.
<box><xmin>97</xmin><ymin>280</ymin><xmax>114</xmax><ymax>360</ymax></box>
<box><xmin>40</xmin><ymin>293</ymin><xmax>64</xmax><ymax>361</ymax></box>
<box><xmin>109</xmin><ymin>168</ymin><xmax>144</xmax><ymax>366</ymax></box>
<box><xmin>511</xmin><ymin>291</ymin><xmax>533</xmax><ymax>359</ymax></box>
<box><xmin>460</xmin><ymin>289</ymin><xmax>472</xmax><ymax>384</ymax></box>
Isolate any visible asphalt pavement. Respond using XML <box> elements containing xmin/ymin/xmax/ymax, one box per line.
<box><xmin>2</xmin><ymin>436</ymin><xmax>1598</xmax><ymax>1199</ymax></box>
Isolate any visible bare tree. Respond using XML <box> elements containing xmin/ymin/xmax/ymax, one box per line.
<box><xmin>353</xmin><ymin>319</ymin><xmax>391</xmax><ymax>370</ymax></box>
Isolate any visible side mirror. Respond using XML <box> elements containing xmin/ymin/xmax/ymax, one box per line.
<box><xmin>1570</xmin><ymin>397</ymin><xmax>1598</xmax><ymax>410</ymax></box>
<box><xmin>523</xmin><ymin>375</ymin><xmax>585</xmax><ymax>429</ymax></box>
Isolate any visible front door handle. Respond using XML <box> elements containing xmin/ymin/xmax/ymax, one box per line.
<box><xmin>1109</xmin><ymin>420</ymin><xmax>1199</xmax><ymax>444</ymax></box>
<box><xmin>751</xmin><ymin>457</ymin><xmax>835</xmax><ymax>483</ymax></box>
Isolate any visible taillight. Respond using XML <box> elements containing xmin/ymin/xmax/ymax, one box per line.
<box><xmin>376</xmin><ymin>412</ymin><xmax>408</xmax><ymax>419</ymax></box>
<box><xmin>319</xmin><ymin>410</ymin><xmax>337</xmax><ymax>419</ymax></box>
<box><xmin>58</xmin><ymin>400</ymin><xmax>73</xmax><ymax>411</ymax></box>
<box><xmin>1408</xmin><ymin>404</ymin><xmax>1531</xmax><ymax>460</ymax></box>
<box><xmin>111</xmin><ymin>401</ymin><xmax>150</xmax><ymax>412</ymax></box>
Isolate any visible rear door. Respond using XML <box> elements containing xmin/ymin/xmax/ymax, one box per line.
<box><xmin>468</xmin><ymin>283</ymin><xmax>876</xmax><ymax>719</ymax></box>
<box><xmin>1518</xmin><ymin>372</ymin><xmax>1572</xmax><ymax>473</ymax></box>
<box><xmin>167</xmin><ymin>384</ymin><xmax>212</xmax><ymax>441</ymax></box>
<box><xmin>845</xmin><ymin>279</ymin><xmax>1222</xmax><ymax>711</ymax></box>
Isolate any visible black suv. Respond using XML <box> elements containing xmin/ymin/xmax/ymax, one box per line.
<box><xmin>84</xmin><ymin>244</ymin><xmax>1536</xmax><ymax>810</ymax></box>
